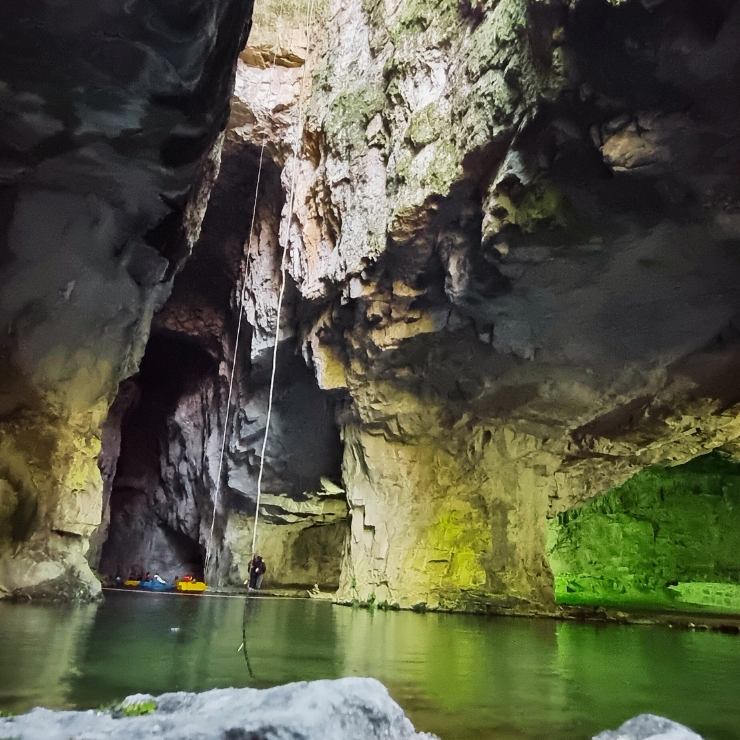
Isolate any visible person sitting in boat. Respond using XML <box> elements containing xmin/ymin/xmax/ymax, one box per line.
<box><xmin>248</xmin><ymin>556</ymin><xmax>266</xmax><ymax>590</ymax></box>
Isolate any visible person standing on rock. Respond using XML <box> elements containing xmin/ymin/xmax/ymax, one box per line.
<box><xmin>248</xmin><ymin>555</ymin><xmax>267</xmax><ymax>590</ymax></box>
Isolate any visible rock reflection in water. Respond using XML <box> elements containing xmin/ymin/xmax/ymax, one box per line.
<box><xmin>0</xmin><ymin>601</ymin><xmax>99</xmax><ymax>711</ymax></box>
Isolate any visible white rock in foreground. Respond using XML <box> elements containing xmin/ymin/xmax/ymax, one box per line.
<box><xmin>594</xmin><ymin>714</ymin><xmax>704</xmax><ymax>740</ymax></box>
<box><xmin>0</xmin><ymin>682</ymin><xmax>705</xmax><ymax>740</ymax></box>
<box><xmin>0</xmin><ymin>677</ymin><xmax>437</xmax><ymax>740</ymax></box>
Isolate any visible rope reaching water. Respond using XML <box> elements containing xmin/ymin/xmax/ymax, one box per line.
<box><xmin>202</xmin><ymin>0</ymin><xmax>318</xmax><ymax>677</ymax></box>
<box><xmin>250</xmin><ymin>0</ymin><xmax>316</xmax><ymax>564</ymax></box>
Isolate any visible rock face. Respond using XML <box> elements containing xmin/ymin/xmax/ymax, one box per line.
<box><xmin>96</xmin><ymin>43</ymin><xmax>347</xmax><ymax>587</ymax></box>
<box><xmin>0</xmin><ymin>0</ymin><xmax>253</xmax><ymax>597</ymax></box>
<box><xmin>5</xmin><ymin>0</ymin><xmax>740</xmax><ymax>612</ymax></box>
<box><xmin>594</xmin><ymin>714</ymin><xmax>703</xmax><ymax>740</ymax></box>
<box><xmin>0</xmin><ymin>679</ymin><xmax>436</xmax><ymax>740</ymax></box>
<box><xmin>243</xmin><ymin>0</ymin><xmax>740</xmax><ymax>611</ymax></box>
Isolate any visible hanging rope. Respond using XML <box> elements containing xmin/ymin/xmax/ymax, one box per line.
<box><xmin>202</xmin><ymin>0</ymin><xmax>318</xmax><ymax>678</ymax></box>
<box><xmin>203</xmin><ymin>0</ymin><xmax>289</xmax><ymax>580</ymax></box>
<box><xmin>249</xmin><ymin>0</ymin><xmax>316</xmax><ymax>565</ymax></box>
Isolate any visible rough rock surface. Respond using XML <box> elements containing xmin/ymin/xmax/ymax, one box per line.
<box><xmin>94</xmin><ymin>0</ymin><xmax>740</xmax><ymax>609</ymax></box>
<box><xmin>257</xmin><ymin>0</ymin><xmax>740</xmax><ymax>612</ymax></box>
<box><xmin>97</xmin><ymin>32</ymin><xmax>347</xmax><ymax>587</ymax></box>
<box><xmin>594</xmin><ymin>714</ymin><xmax>703</xmax><ymax>740</ymax></box>
<box><xmin>0</xmin><ymin>0</ymin><xmax>255</xmax><ymax>597</ymax></box>
<box><xmin>6</xmin><ymin>0</ymin><xmax>740</xmax><ymax>613</ymax></box>
<box><xmin>0</xmin><ymin>678</ymin><xmax>436</xmax><ymax>740</ymax></box>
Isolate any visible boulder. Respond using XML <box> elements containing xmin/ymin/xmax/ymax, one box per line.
<box><xmin>594</xmin><ymin>714</ymin><xmax>703</xmax><ymax>740</ymax></box>
<box><xmin>0</xmin><ymin>678</ymin><xmax>436</xmax><ymax>740</ymax></box>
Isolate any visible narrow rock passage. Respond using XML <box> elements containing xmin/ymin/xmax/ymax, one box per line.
<box><xmin>99</xmin><ymin>335</ymin><xmax>216</xmax><ymax>582</ymax></box>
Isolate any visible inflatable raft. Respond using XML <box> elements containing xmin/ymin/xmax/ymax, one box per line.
<box><xmin>176</xmin><ymin>580</ymin><xmax>207</xmax><ymax>593</ymax></box>
<box><xmin>137</xmin><ymin>579</ymin><xmax>174</xmax><ymax>592</ymax></box>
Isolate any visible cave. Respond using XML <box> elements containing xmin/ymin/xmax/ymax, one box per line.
<box><xmin>97</xmin><ymin>324</ymin><xmax>347</xmax><ymax>587</ymax></box>
<box><xmin>95</xmin><ymin>130</ymin><xmax>348</xmax><ymax>589</ymax></box>
<box><xmin>5</xmin><ymin>0</ymin><xmax>740</xmax><ymax>735</ymax></box>
<box><xmin>99</xmin><ymin>333</ymin><xmax>217</xmax><ymax>583</ymax></box>
<box><xmin>548</xmin><ymin>452</ymin><xmax>740</xmax><ymax>613</ymax></box>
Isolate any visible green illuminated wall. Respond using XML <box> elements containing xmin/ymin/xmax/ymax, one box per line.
<box><xmin>547</xmin><ymin>453</ymin><xmax>740</xmax><ymax>613</ymax></box>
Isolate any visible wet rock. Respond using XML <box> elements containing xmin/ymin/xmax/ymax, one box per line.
<box><xmin>0</xmin><ymin>678</ymin><xmax>436</xmax><ymax>740</ymax></box>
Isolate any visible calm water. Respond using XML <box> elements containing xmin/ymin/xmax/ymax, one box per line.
<box><xmin>1</xmin><ymin>592</ymin><xmax>739</xmax><ymax>740</ymax></box>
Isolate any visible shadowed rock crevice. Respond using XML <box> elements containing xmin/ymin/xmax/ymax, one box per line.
<box><xmin>99</xmin><ymin>334</ymin><xmax>216</xmax><ymax>582</ymax></box>
<box><xmin>97</xmin><ymin>125</ymin><xmax>348</xmax><ymax>588</ymax></box>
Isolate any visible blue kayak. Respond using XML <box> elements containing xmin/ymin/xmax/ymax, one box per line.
<box><xmin>137</xmin><ymin>579</ymin><xmax>174</xmax><ymax>592</ymax></box>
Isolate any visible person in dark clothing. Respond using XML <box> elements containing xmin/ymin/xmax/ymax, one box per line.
<box><xmin>248</xmin><ymin>555</ymin><xmax>266</xmax><ymax>590</ymax></box>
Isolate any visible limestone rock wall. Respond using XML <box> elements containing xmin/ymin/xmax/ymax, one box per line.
<box><xmin>225</xmin><ymin>513</ymin><xmax>347</xmax><ymax>589</ymax></box>
<box><xmin>6</xmin><ymin>0</ymin><xmax>740</xmax><ymax>610</ymax></box>
<box><xmin>0</xmin><ymin>0</ymin><xmax>254</xmax><ymax>598</ymax></box>
<box><xmin>97</xmin><ymin>37</ymin><xmax>347</xmax><ymax>587</ymax></box>
<box><xmin>252</xmin><ymin>0</ymin><xmax>740</xmax><ymax>611</ymax></box>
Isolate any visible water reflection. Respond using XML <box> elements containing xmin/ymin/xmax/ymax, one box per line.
<box><xmin>0</xmin><ymin>600</ymin><xmax>99</xmax><ymax>710</ymax></box>
<box><xmin>1</xmin><ymin>593</ymin><xmax>739</xmax><ymax>740</ymax></box>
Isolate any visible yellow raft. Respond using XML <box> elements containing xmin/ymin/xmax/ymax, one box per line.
<box><xmin>176</xmin><ymin>580</ymin><xmax>207</xmax><ymax>593</ymax></box>
<box><xmin>123</xmin><ymin>579</ymin><xmax>140</xmax><ymax>588</ymax></box>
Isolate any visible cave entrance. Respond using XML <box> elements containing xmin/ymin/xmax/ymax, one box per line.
<box><xmin>547</xmin><ymin>452</ymin><xmax>740</xmax><ymax>614</ymax></box>
<box><xmin>95</xmin><ymin>134</ymin><xmax>349</xmax><ymax>590</ymax></box>
<box><xmin>98</xmin><ymin>333</ymin><xmax>217</xmax><ymax>583</ymax></box>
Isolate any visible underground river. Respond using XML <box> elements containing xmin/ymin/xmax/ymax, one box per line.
<box><xmin>1</xmin><ymin>592</ymin><xmax>739</xmax><ymax>740</ymax></box>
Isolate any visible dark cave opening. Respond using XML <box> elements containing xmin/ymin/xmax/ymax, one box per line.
<box><xmin>99</xmin><ymin>333</ymin><xmax>217</xmax><ymax>582</ymax></box>
<box><xmin>96</xmin><ymin>134</ymin><xmax>348</xmax><ymax>587</ymax></box>
<box><xmin>98</xmin><ymin>328</ymin><xmax>348</xmax><ymax>587</ymax></box>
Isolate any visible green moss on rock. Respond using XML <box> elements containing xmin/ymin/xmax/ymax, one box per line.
<box><xmin>121</xmin><ymin>702</ymin><xmax>156</xmax><ymax>717</ymax></box>
<box><xmin>547</xmin><ymin>452</ymin><xmax>740</xmax><ymax>612</ymax></box>
<box><xmin>501</xmin><ymin>178</ymin><xmax>570</xmax><ymax>233</ymax></box>
<box><xmin>392</xmin><ymin>0</ymin><xmax>462</xmax><ymax>42</ymax></box>
<box><xmin>465</xmin><ymin>0</ymin><xmax>527</xmax><ymax>83</ymax></box>
<box><xmin>406</xmin><ymin>102</ymin><xmax>445</xmax><ymax>148</ymax></box>
<box><xmin>322</xmin><ymin>86</ymin><xmax>386</xmax><ymax>156</ymax></box>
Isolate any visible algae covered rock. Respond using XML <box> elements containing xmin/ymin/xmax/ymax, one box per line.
<box><xmin>0</xmin><ymin>678</ymin><xmax>437</xmax><ymax>740</ymax></box>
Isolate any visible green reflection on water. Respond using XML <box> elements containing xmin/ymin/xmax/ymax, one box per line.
<box><xmin>1</xmin><ymin>593</ymin><xmax>738</xmax><ymax>740</ymax></box>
